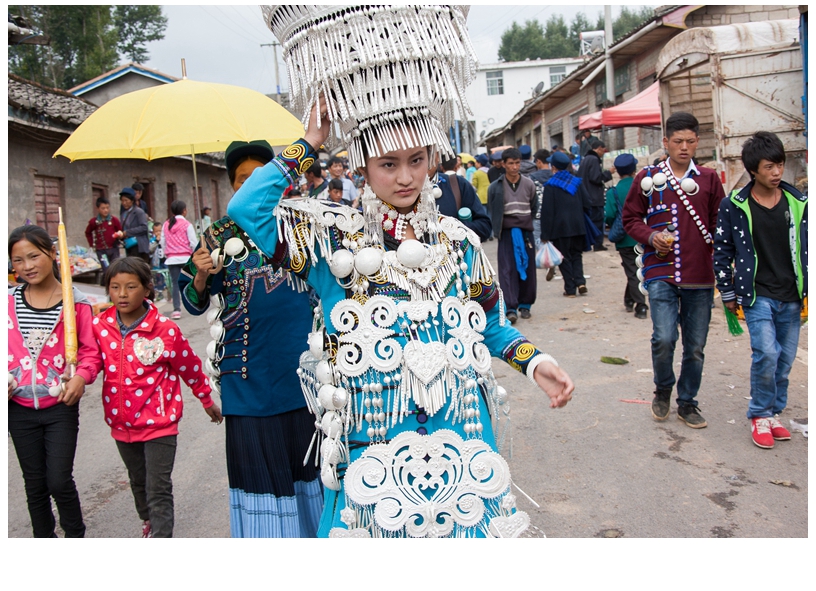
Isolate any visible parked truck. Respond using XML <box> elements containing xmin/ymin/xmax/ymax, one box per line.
<box><xmin>655</xmin><ymin>19</ymin><xmax>805</xmax><ymax>194</ymax></box>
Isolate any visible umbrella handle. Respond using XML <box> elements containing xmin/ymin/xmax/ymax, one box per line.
<box><xmin>209</xmin><ymin>255</ymin><xmax>224</xmax><ymax>275</ymax></box>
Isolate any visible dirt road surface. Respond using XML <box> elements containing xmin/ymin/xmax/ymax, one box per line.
<box><xmin>8</xmin><ymin>241</ymin><xmax>808</xmax><ymax>538</ymax></box>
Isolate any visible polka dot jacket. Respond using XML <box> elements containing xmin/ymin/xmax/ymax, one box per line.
<box><xmin>91</xmin><ymin>301</ymin><xmax>214</xmax><ymax>443</ymax></box>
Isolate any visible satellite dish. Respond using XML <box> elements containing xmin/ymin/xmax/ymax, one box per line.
<box><xmin>479</xmin><ymin>129</ymin><xmax>486</xmax><ymax>139</ymax></box>
<box><xmin>590</xmin><ymin>36</ymin><xmax>605</xmax><ymax>54</ymax></box>
<box><xmin>532</xmin><ymin>81</ymin><xmax>545</xmax><ymax>97</ymax></box>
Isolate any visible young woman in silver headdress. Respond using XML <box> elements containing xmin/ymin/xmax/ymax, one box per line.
<box><xmin>227</xmin><ymin>5</ymin><xmax>574</xmax><ymax>538</ymax></box>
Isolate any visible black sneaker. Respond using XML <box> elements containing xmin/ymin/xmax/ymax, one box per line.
<box><xmin>519</xmin><ymin>308</ymin><xmax>531</xmax><ymax>319</ymax></box>
<box><xmin>678</xmin><ymin>404</ymin><xmax>707</xmax><ymax>429</ymax></box>
<box><xmin>578</xmin><ymin>285</ymin><xmax>588</xmax><ymax>295</ymax></box>
<box><xmin>625</xmin><ymin>301</ymin><xmax>635</xmax><ymax>313</ymax></box>
<box><xmin>594</xmin><ymin>244</ymin><xmax>608</xmax><ymax>251</ymax></box>
<box><xmin>506</xmin><ymin>311</ymin><xmax>518</xmax><ymax>324</ymax></box>
<box><xmin>634</xmin><ymin>303</ymin><xmax>649</xmax><ymax>319</ymax></box>
<box><xmin>651</xmin><ymin>388</ymin><xmax>671</xmax><ymax>421</ymax></box>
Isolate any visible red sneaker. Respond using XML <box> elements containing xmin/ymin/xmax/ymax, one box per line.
<box><xmin>751</xmin><ymin>418</ymin><xmax>774</xmax><ymax>449</ymax></box>
<box><xmin>142</xmin><ymin>520</ymin><xmax>152</xmax><ymax>538</ymax></box>
<box><xmin>769</xmin><ymin>416</ymin><xmax>791</xmax><ymax>440</ymax></box>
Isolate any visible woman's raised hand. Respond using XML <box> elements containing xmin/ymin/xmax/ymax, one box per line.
<box><xmin>303</xmin><ymin>95</ymin><xmax>331</xmax><ymax>152</ymax></box>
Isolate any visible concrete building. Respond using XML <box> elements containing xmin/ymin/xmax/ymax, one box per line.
<box><xmin>8</xmin><ymin>73</ymin><xmax>229</xmax><ymax>246</ymax></box>
<box><xmin>463</xmin><ymin>57</ymin><xmax>584</xmax><ymax>151</ymax></box>
<box><xmin>481</xmin><ymin>5</ymin><xmax>801</xmax><ymax>165</ymax></box>
<box><xmin>68</xmin><ymin>63</ymin><xmax>177</xmax><ymax>107</ymax></box>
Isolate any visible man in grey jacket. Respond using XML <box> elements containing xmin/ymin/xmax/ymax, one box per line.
<box><xmin>579</xmin><ymin>138</ymin><xmax>612</xmax><ymax>251</ymax></box>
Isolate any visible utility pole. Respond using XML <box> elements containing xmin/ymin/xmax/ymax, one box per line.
<box><xmin>604</xmin><ymin>5</ymin><xmax>615</xmax><ymax>105</ymax></box>
<box><xmin>260</xmin><ymin>42</ymin><xmax>282</xmax><ymax>104</ymax></box>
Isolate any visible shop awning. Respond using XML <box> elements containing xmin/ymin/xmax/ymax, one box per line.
<box><xmin>578</xmin><ymin>83</ymin><xmax>661</xmax><ymax>130</ymax></box>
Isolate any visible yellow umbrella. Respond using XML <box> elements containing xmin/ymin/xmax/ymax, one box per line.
<box><xmin>458</xmin><ymin>152</ymin><xmax>475</xmax><ymax>164</ymax></box>
<box><xmin>54</xmin><ymin>78</ymin><xmax>304</xmax><ymax>161</ymax></box>
<box><xmin>54</xmin><ymin>76</ymin><xmax>305</xmax><ymax>226</ymax></box>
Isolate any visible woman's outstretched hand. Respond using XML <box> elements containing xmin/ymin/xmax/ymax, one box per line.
<box><xmin>303</xmin><ymin>95</ymin><xmax>331</xmax><ymax>152</ymax></box>
<box><xmin>533</xmin><ymin>361</ymin><xmax>574</xmax><ymax>408</ymax></box>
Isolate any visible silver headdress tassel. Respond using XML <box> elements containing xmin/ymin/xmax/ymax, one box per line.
<box><xmin>262</xmin><ymin>5</ymin><xmax>478</xmax><ymax>170</ymax></box>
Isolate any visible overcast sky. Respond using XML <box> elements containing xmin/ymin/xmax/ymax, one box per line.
<box><xmin>143</xmin><ymin>3</ymin><xmax>656</xmax><ymax>95</ymax></box>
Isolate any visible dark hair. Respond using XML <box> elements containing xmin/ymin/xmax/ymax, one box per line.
<box><xmin>502</xmin><ymin>147</ymin><xmax>522</xmax><ymax>162</ymax></box>
<box><xmin>288</xmin><ymin>187</ymin><xmax>302</xmax><ymax>197</ymax></box>
<box><xmin>104</xmin><ymin>256</ymin><xmax>155</xmax><ymax>301</ymax></box>
<box><xmin>120</xmin><ymin>193</ymin><xmax>134</xmax><ymax>203</ymax></box>
<box><xmin>328</xmin><ymin>156</ymin><xmax>344</xmax><ymax>168</ymax></box>
<box><xmin>741</xmin><ymin>131</ymin><xmax>786</xmax><ymax>177</ymax></box>
<box><xmin>96</xmin><ymin>196</ymin><xmax>110</xmax><ymax>208</ymax></box>
<box><xmin>441</xmin><ymin>156</ymin><xmax>458</xmax><ymax>172</ymax></box>
<box><xmin>589</xmin><ymin>138</ymin><xmax>605</xmax><ymax>150</ymax></box>
<box><xmin>306</xmin><ymin>161</ymin><xmax>323</xmax><ymax>177</ymax></box>
<box><xmin>167</xmin><ymin>200</ymin><xmax>186</xmax><ymax>230</ymax></box>
<box><xmin>8</xmin><ymin>225</ymin><xmax>60</xmax><ymax>281</ymax></box>
<box><xmin>228</xmin><ymin>155</ymin><xmax>270</xmax><ymax>186</ymax></box>
<box><xmin>132</xmin><ymin>182</ymin><xmax>144</xmax><ymax>192</ymax></box>
<box><xmin>328</xmin><ymin>178</ymin><xmax>344</xmax><ymax>191</ymax></box>
<box><xmin>533</xmin><ymin>149</ymin><xmax>550</xmax><ymax>164</ymax></box>
<box><xmin>665</xmin><ymin>112</ymin><xmax>699</xmax><ymax>138</ymax></box>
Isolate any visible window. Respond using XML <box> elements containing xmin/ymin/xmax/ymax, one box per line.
<box><xmin>550</xmin><ymin>66</ymin><xmax>566</xmax><ymax>87</ymax></box>
<box><xmin>596</xmin><ymin>64</ymin><xmax>632</xmax><ymax>105</ymax></box>
<box><xmin>486</xmin><ymin>71</ymin><xmax>504</xmax><ymax>96</ymax></box>
<box><xmin>34</xmin><ymin>175</ymin><xmax>62</xmax><ymax>236</ymax></box>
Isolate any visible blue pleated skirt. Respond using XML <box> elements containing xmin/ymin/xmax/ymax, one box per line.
<box><xmin>226</xmin><ymin>408</ymin><xmax>323</xmax><ymax>537</ymax></box>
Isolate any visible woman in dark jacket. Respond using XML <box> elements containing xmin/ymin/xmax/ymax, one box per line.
<box><xmin>119</xmin><ymin>188</ymin><xmax>150</xmax><ymax>263</ymax></box>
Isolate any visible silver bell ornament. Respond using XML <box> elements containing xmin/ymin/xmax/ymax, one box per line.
<box><xmin>680</xmin><ymin>177</ymin><xmax>699</xmax><ymax>195</ymax></box>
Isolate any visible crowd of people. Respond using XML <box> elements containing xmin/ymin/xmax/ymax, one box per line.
<box><xmin>8</xmin><ymin>5</ymin><xmax>806</xmax><ymax>540</ymax></box>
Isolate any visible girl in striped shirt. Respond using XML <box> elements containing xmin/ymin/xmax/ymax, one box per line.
<box><xmin>8</xmin><ymin>225</ymin><xmax>99</xmax><ymax>537</ymax></box>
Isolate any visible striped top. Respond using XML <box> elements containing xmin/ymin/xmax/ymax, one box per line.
<box><xmin>14</xmin><ymin>286</ymin><xmax>63</xmax><ymax>355</ymax></box>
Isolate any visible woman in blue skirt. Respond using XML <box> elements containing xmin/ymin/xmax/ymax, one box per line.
<box><xmin>179</xmin><ymin>140</ymin><xmax>322</xmax><ymax>537</ymax></box>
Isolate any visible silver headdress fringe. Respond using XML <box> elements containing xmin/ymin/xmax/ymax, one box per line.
<box><xmin>262</xmin><ymin>5</ymin><xmax>478</xmax><ymax>170</ymax></box>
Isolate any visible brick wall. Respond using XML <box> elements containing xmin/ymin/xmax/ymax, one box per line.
<box><xmin>687</xmin><ymin>4</ymin><xmax>799</xmax><ymax>27</ymax></box>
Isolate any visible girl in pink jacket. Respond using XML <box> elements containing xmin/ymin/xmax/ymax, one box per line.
<box><xmin>91</xmin><ymin>256</ymin><xmax>222</xmax><ymax>537</ymax></box>
<box><xmin>8</xmin><ymin>225</ymin><xmax>99</xmax><ymax>538</ymax></box>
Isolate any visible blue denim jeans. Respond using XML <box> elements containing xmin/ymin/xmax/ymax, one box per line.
<box><xmin>647</xmin><ymin>281</ymin><xmax>713</xmax><ymax>406</ymax></box>
<box><xmin>741</xmin><ymin>296</ymin><xmax>801</xmax><ymax>419</ymax></box>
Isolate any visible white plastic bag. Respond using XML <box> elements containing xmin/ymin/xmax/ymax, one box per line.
<box><xmin>535</xmin><ymin>241</ymin><xmax>563</xmax><ymax>269</ymax></box>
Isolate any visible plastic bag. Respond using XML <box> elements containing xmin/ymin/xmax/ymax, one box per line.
<box><xmin>535</xmin><ymin>241</ymin><xmax>563</xmax><ymax>269</ymax></box>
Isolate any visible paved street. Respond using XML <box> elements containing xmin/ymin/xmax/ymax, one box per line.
<box><xmin>7</xmin><ymin>240</ymin><xmax>808</xmax><ymax>538</ymax></box>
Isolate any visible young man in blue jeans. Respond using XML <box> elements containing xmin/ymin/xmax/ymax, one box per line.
<box><xmin>713</xmin><ymin>131</ymin><xmax>807</xmax><ymax>448</ymax></box>
<box><xmin>622</xmin><ymin>112</ymin><xmax>726</xmax><ymax>428</ymax></box>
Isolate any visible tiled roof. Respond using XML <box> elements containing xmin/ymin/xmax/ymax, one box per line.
<box><xmin>8</xmin><ymin>73</ymin><xmax>97</xmax><ymax>127</ymax></box>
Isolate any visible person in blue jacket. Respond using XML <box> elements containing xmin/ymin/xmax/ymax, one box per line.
<box><xmin>178</xmin><ymin>140</ymin><xmax>323</xmax><ymax>537</ymax></box>
<box><xmin>713</xmin><ymin>131</ymin><xmax>807</xmax><ymax>450</ymax></box>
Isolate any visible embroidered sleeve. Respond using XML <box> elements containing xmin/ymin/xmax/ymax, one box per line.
<box><xmin>227</xmin><ymin>139</ymin><xmax>319</xmax><ymax>261</ymax></box>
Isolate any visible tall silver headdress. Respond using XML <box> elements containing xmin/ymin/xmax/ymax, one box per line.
<box><xmin>262</xmin><ymin>5</ymin><xmax>478</xmax><ymax>170</ymax></box>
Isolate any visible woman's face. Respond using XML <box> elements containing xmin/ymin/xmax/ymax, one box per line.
<box><xmin>233</xmin><ymin>159</ymin><xmax>265</xmax><ymax>192</ymax></box>
<box><xmin>120</xmin><ymin>196</ymin><xmax>133</xmax><ymax>210</ymax></box>
<box><xmin>360</xmin><ymin>146</ymin><xmax>428</xmax><ymax>213</ymax></box>
<box><xmin>11</xmin><ymin>239</ymin><xmax>56</xmax><ymax>286</ymax></box>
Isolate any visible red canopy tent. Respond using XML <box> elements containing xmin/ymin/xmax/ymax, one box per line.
<box><xmin>578</xmin><ymin>83</ymin><xmax>661</xmax><ymax>130</ymax></box>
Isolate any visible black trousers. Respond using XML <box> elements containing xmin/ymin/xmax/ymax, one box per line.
<box><xmin>115</xmin><ymin>435</ymin><xmax>178</xmax><ymax>538</ymax></box>
<box><xmin>125</xmin><ymin>246</ymin><xmax>150</xmax><ymax>264</ymax></box>
<box><xmin>8</xmin><ymin>401</ymin><xmax>85</xmax><ymax>538</ymax></box>
<box><xmin>497</xmin><ymin>230</ymin><xmax>537</xmax><ymax>311</ymax></box>
<box><xmin>552</xmin><ymin>236</ymin><xmax>586</xmax><ymax>295</ymax></box>
<box><xmin>618</xmin><ymin>246</ymin><xmax>646</xmax><ymax>306</ymax></box>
